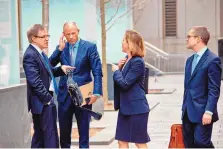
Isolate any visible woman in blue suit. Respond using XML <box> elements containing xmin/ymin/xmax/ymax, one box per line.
<box><xmin>112</xmin><ymin>30</ymin><xmax>150</xmax><ymax>148</ymax></box>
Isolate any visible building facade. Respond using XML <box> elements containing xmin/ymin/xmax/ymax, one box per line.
<box><xmin>133</xmin><ymin>0</ymin><xmax>223</xmax><ymax>54</ymax></box>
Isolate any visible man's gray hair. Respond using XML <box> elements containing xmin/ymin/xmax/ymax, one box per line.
<box><xmin>27</xmin><ymin>24</ymin><xmax>45</xmax><ymax>43</ymax></box>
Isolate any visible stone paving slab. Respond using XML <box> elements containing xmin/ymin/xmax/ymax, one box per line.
<box><xmin>149</xmin><ymin>88</ymin><xmax>176</xmax><ymax>94</ymax></box>
<box><xmin>71</xmin><ymin>75</ymin><xmax>223</xmax><ymax>148</ymax></box>
<box><xmin>71</xmin><ymin>126</ymin><xmax>115</xmax><ymax>145</ymax></box>
<box><xmin>71</xmin><ymin>97</ymin><xmax>160</xmax><ymax>145</ymax></box>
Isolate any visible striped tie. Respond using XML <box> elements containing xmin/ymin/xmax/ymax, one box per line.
<box><xmin>41</xmin><ymin>52</ymin><xmax>58</xmax><ymax>95</ymax></box>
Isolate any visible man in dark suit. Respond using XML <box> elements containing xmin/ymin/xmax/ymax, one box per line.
<box><xmin>49</xmin><ymin>22</ymin><xmax>103</xmax><ymax>148</ymax></box>
<box><xmin>182</xmin><ymin>26</ymin><xmax>222</xmax><ymax>148</ymax></box>
<box><xmin>23</xmin><ymin>24</ymin><xmax>74</xmax><ymax>148</ymax></box>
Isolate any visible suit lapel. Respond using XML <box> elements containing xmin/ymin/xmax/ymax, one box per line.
<box><xmin>188</xmin><ymin>57</ymin><xmax>193</xmax><ymax>77</ymax></box>
<box><xmin>121</xmin><ymin>58</ymin><xmax>131</xmax><ymax>76</ymax></box>
<box><xmin>63</xmin><ymin>42</ymin><xmax>70</xmax><ymax>65</ymax></box>
<box><xmin>188</xmin><ymin>49</ymin><xmax>209</xmax><ymax>84</ymax></box>
<box><xmin>29</xmin><ymin>44</ymin><xmax>50</xmax><ymax>75</ymax></box>
<box><xmin>75</xmin><ymin>39</ymin><xmax>85</xmax><ymax>67</ymax></box>
<box><xmin>185</xmin><ymin>56</ymin><xmax>193</xmax><ymax>85</ymax></box>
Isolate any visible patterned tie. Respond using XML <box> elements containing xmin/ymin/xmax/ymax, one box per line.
<box><xmin>41</xmin><ymin>52</ymin><xmax>58</xmax><ymax>95</ymax></box>
<box><xmin>191</xmin><ymin>53</ymin><xmax>199</xmax><ymax>75</ymax></box>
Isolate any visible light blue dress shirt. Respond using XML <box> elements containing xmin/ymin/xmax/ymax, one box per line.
<box><xmin>195</xmin><ymin>47</ymin><xmax>208</xmax><ymax>64</ymax></box>
<box><xmin>69</xmin><ymin>39</ymin><xmax>80</xmax><ymax>67</ymax></box>
<box><xmin>69</xmin><ymin>39</ymin><xmax>101</xmax><ymax>97</ymax></box>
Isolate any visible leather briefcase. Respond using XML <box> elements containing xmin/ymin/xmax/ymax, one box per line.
<box><xmin>168</xmin><ymin>124</ymin><xmax>185</xmax><ymax>148</ymax></box>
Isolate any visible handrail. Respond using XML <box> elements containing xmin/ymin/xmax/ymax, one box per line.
<box><xmin>143</xmin><ymin>41</ymin><xmax>190</xmax><ymax>74</ymax></box>
<box><xmin>144</xmin><ymin>62</ymin><xmax>164</xmax><ymax>74</ymax></box>
<box><xmin>144</xmin><ymin>41</ymin><xmax>169</xmax><ymax>56</ymax></box>
<box><xmin>145</xmin><ymin>45</ymin><xmax>160</xmax><ymax>56</ymax></box>
<box><xmin>145</xmin><ymin>45</ymin><xmax>169</xmax><ymax>60</ymax></box>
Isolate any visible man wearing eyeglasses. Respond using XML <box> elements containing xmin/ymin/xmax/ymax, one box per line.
<box><xmin>182</xmin><ymin>26</ymin><xmax>222</xmax><ymax>148</ymax></box>
<box><xmin>23</xmin><ymin>24</ymin><xmax>74</xmax><ymax>148</ymax></box>
<box><xmin>49</xmin><ymin>22</ymin><xmax>102</xmax><ymax>148</ymax></box>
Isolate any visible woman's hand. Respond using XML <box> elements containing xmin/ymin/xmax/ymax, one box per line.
<box><xmin>112</xmin><ymin>64</ymin><xmax>119</xmax><ymax>72</ymax></box>
<box><xmin>118</xmin><ymin>58</ymin><xmax>127</xmax><ymax>69</ymax></box>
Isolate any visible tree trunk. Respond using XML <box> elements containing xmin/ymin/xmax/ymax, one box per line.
<box><xmin>17</xmin><ymin>0</ymin><xmax>23</xmax><ymax>78</ymax></box>
<box><xmin>100</xmin><ymin>0</ymin><xmax>108</xmax><ymax>105</ymax></box>
<box><xmin>42</xmin><ymin>0</ymin><xmax>49</xmax><ymax>55</ymax></box>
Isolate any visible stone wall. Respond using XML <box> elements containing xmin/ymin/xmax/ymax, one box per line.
<box><xmin>0</xmin><ymin>84</ymin><xmax>31</xmax><ymax>147</ymax></box>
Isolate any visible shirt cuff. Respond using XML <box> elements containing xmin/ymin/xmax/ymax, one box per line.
<box><xmin>93</xmin><ymin>94</ymin><xmax>101</xmax><ymax>97</ymax></box>
<box><xmin>57</xmin><ymin>45</ymin><xmax>63</xmax><ymax>51</ymax></box>
<box><xmin>114</xmin><ymin>69</ymin><xmax>119</xmax><ymax>73</ymax></box>
<box><xmin>49</xmin><ymin>80</ymin><xmax>55</xmax><ymax>92</ymax></box>
<box><xmin>205</xmin><ymin>111</ymin><xmax>213</xmax><ymax>115</ymax></box>
<box><xmin>47</xmin><ymin>98</ymin><xmax>53</xmax><ymax>105</ymax></box>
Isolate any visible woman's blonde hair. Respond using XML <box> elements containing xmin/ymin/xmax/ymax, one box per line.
<box><xmin>124</xmin><ymin>30</ymin><xmax>145</xmax><ymax>57</ymax></box>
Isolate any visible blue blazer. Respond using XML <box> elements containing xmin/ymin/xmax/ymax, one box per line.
<box><xmin>182</xmin><ymin>49</ymin><xmax>222</xmax><ymax>123</ymax></box>
<box><xmin>50</xmin><ymin>39</ymin><xmax>103</xmax><ymax>103</ymax></box>
<box><xmin>113</xmin><ymin>56</ymin><xmax>150</xmax><ymax>115</ymax></box>
<box><xmin>23</xmin><ymin>44</ymin><xmax>64</xmax><ymax>114</ymax></box>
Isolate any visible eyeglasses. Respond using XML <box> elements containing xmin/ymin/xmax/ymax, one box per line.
<box><xmin>34</xmin><ymin>35</ymin><xmax>50</xmax><ymax>39</ymax></box>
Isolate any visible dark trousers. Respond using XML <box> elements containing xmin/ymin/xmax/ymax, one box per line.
<box><xmin>58</xmin><ymin>96</ymin><xmax>91</xmax><ymax>148</ymax></box>
<box><xmin>182</xmin><ymin>111</ymin><xmax>214</xmax><ymax>148</ymax></box>
<box><xmin>31</xmin><ymin>103</ymin><xmax>59</xmax><ymax>148</ymax></box>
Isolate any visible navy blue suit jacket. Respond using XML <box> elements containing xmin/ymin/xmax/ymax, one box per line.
<box><xmin>50</xmin><ymin>39</ymin><xmax>103</xmax><ymax>103</ymax></box>
<box><xmin>113</xmin><ymin>56</ymin><xmax>150</xmax><ymax>115</ymax></box>
<box><xmin>182</xmin><ymin>49</ymin><xmax>222</xmax><ymax>123</ymax></box>
<box><xmin>23</xmin><ymin>44</ymin><xmax>64</xmax><ymax>114</ymax></box>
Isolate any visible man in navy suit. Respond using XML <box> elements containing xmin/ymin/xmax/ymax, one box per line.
<box><xmin>182</xmin><ymin>26</ymin><xmax>222</xmax><ymax>148</ymax></box>
<box><xmin>23</xmin><ymin>24</ymin><xmax>74</xmax><ymax>148</ymax></box>
<box><xmin>49</xmin><ymin>22</ymin><xmax>103</xmax><ymax>148</ymax></box>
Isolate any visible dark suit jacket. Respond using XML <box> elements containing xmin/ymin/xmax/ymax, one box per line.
<box><xmin>49</xmin><ymin>39</ymin><xmax>103</xmax><ymax>103</ymax></box>
<box><xmin>113</xmin><ymin>56</ymin><xmax>150</xmax><ymax>115</ymax></box>
<box><xmin>23</xmin><ymin>44</ymin><xmax>64</xmax><ymax>114</ymax></box>
<box><xmin>182</xmin><ymin>49</ymin><xmax>222</xmax><ymax>123</ymax></box>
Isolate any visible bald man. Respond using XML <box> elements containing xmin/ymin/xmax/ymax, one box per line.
<box><xmin>49</xmin><ymin>22</ymin><xmax>103</xmax><ymax>148</ymax></box>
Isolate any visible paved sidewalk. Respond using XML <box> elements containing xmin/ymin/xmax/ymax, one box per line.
<box><xmin>72</xmin><ymin>75</ymin><xmax>223</xmax><ymax>148</ymax></box>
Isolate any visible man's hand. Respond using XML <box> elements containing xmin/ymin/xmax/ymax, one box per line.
<box><xmin>58</xmin><ymin>33</ymin><xmax>66</xmax><ymax>51</ymax></box>
<box><xmin>202</xmin><ymin>113</ymin><xmax>212</xmax><ymax>125</ymax></box>
<box><xmin>47</xmin><ymin>100</ymin><xmax>51</xmax><ymax>105</ymax></box>
<box><xmin>61</xmin><ymin>65</ymin><xmax>75</xmax><ymax>75</ymax></box>
<box><xmin>47</xmin><ymin>97</ymin><xmax>54</xmax><ymax>105</ymax></box>
<box><xmin>118</xmin><ymin>58</ymin><xmax>127</xmax><ymax>69</ymax></box>
<box><xmin>88</xmin><ymin>95</ymin><xmax>99</xmax><ymax>105</ymax></box>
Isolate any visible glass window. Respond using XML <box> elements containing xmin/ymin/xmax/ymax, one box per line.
<box><xmin>0</xmin><ymin>0</ymin><xmax>20</xmax><ymax>87</ymax></box>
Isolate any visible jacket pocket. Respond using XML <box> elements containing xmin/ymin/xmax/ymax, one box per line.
<box><xmin>195</xmin><ymin>98</ymin><xmax>208</xmax><ymax>104</ymax></box>
<box><xmin>189</xmin><ymin>86</ymin><xmax>206</xmax><ymax>99</ymax></box>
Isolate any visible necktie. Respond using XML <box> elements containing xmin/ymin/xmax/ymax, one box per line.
<box><xmin>41</xmin><ymin>52</ymin><xmax>58</xmax><ymax>95</ymax></box>
<box><xmin>191</xmin><ymin>53</ymin><xmax>199</xmax><ymax>75</ymax></box>
<box><xmin>70</xmin><ymin>45</ymin><xmax>76</xmax><ymax>67</ymax></box>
